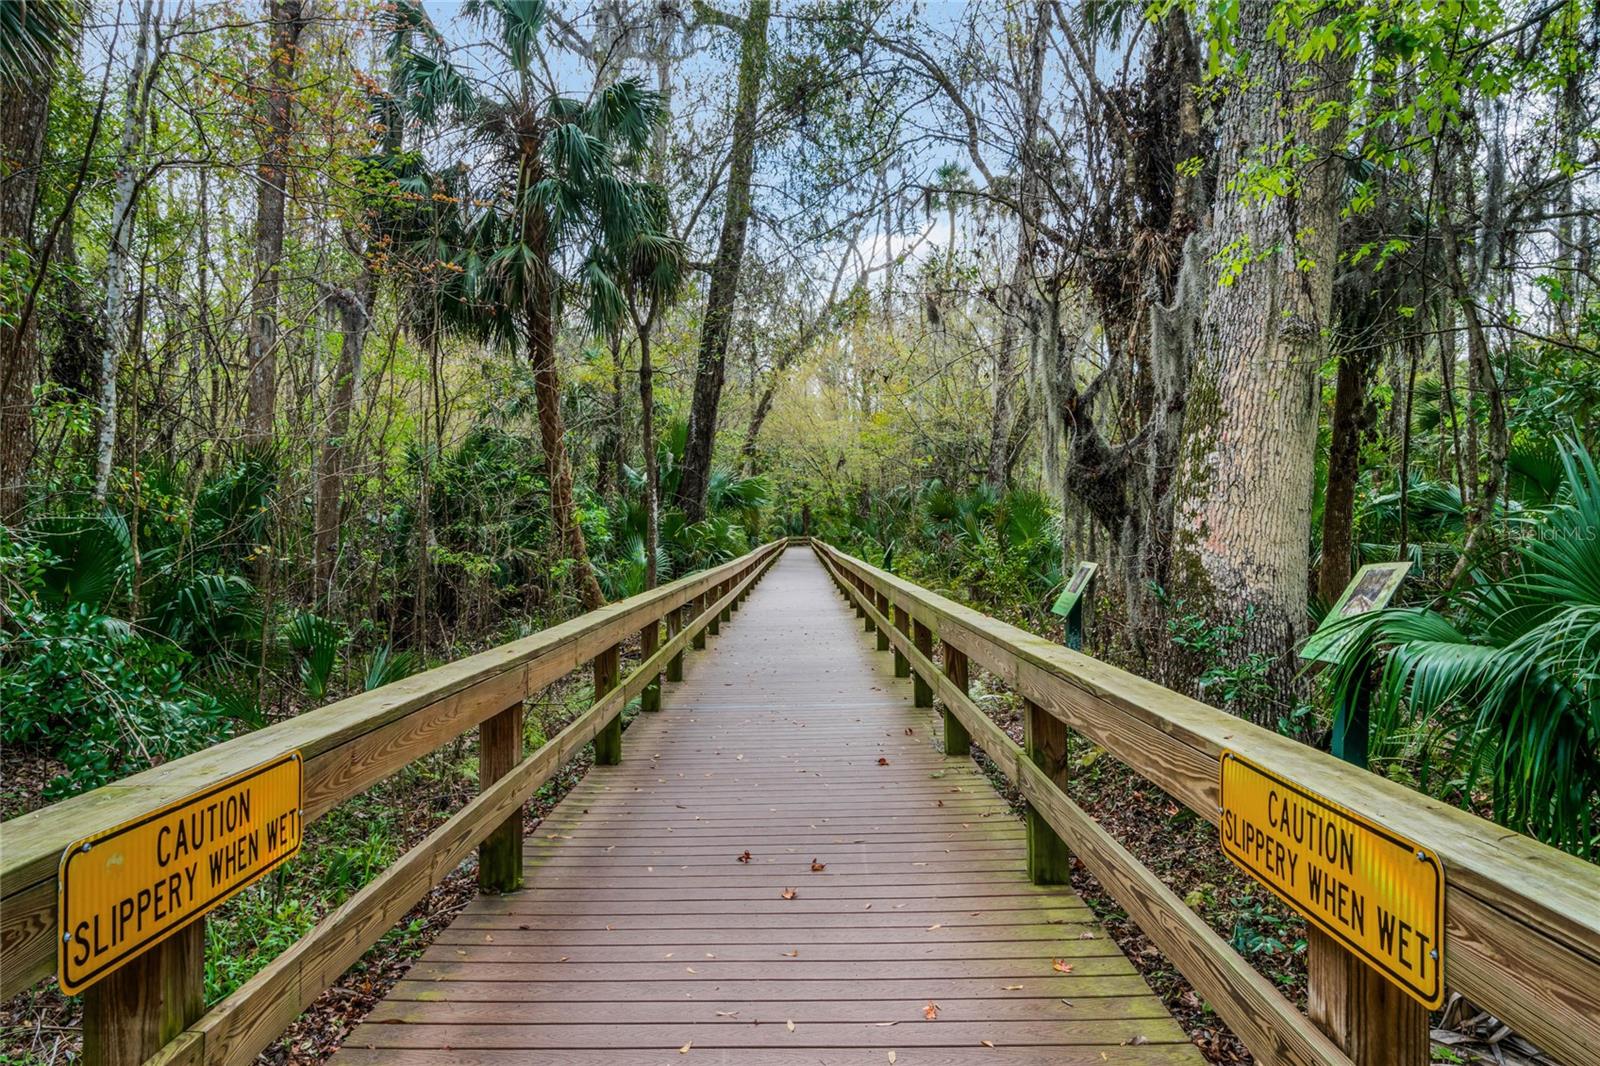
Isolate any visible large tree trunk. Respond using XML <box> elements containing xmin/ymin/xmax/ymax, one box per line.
<box><xmin>674</xmin><ymin>0</ymin><xmax>769</xmax><ymax>521</ymax></box>
<box><xmin>1168</xmin><ymin>0</ymin><xmax>1353</xmax><ymax>720</ymax></box>
<box><xmin>313</xmin><ymin>275</ymin><xmax>372</xmax><ymax>601</ymax></box>
<box><xmin>93</xmin><ymin>0</ymin><xmax>158</xmax><ymax>500</ymax></box>
<box><xmin>0</xmin><ymin>33</ymin><xmax>58</xmax><ymax>520</ymax></box>
<box><xmin>243</xmin><ymin>0</ymin><xmax>305</xmax><ymax>446</ymax></box>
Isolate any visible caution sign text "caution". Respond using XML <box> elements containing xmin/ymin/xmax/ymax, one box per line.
<box><xmin>58</xmin><ymin>752</ymin><xmax>303</xmax><ymax>994</ymax></box>
<box><xmin>1219</xmin><ymin>751</ymin><xmax>1444</xmax><ymax>1008</ymax></box>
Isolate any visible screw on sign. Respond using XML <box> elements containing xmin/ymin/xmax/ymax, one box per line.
<box><xmin>57</xmin><ymin>752</ymin><xmax>304</xmax><ymax>994</ymax></box>
<box><xmin>1218</xmin><ymin>750</ymin><xmax>1445</xmax><ymax>1008</ymax></box>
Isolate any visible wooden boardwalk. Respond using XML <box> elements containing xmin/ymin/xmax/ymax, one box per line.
<box><xmin>331</xmin><ymin>550</ymin><xmax>1203</xmax><ymax>1065</ymax></box>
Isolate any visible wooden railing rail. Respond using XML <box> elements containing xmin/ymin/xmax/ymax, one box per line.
<box><xmin>0</xmin><ymin>540</ymin><xmax>786</xmax><ymax>1065</ymax></box>
<box><xmin>810</xmin><ymin>539</ymin><xmax>1600</xmax><ymax>1066</ymax></box>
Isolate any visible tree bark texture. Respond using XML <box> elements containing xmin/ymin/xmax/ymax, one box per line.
<box><xmin>244</xmin><ymin>0</ymin><xmax>305</xmax><ymax>446</ymax></box>
<box><xmin>313</xmin><ymin>274</ymin><xmax>372</xmax><ymax>600</ymax></box>
<box><xmin>520</xmin><ymin>149</ymin><xmax>605</xmax><ymax>612</ymax></box>
<box><xmin>93</xmin><ymin>0</ymin><xmax>158</xmax><ymax>500</ymax></box>
<box><xmin>674</xmin><ymin>0</ymin><xmax>769</xmax><ymax>521</ymax></box>
<box><xmin>0</xmin><ymin>41</ymin><xmax>56</xmax><ymax>519</ymax></box>
<box><xmin>985</xmin><ymin>0</ymin><xmax>1048</xmax><ymax>491</ymax></box>
<box><xmin>1169</xmin><ymin>0</ymin><xmax>1354</xmax><ymax>717</ymax></box>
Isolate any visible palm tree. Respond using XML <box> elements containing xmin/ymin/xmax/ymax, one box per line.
<box><xmin>1307</xmin><ymin>437</ymin><xmax>1600</xmax><ymax>855</ymax></box>
<box><xmin>392</xmin><ymin>0</ymin><xmax>667</xmax><ymax>611</ymax></box>
<box><xmin>604</xmin><ymin>184</ymin><xmax>685</xmax><ymax>589</ymax></box>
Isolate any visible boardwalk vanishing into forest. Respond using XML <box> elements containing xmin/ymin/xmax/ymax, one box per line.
<box><xmin>329</xmin><ymin>550</ymin><xmax>1198</xmax><ymax>1065</ymax></box>
<box><xmin>3</xmin><ymin>540</ymin><xmax>1597</xmax><ymax>1066</ymax></box>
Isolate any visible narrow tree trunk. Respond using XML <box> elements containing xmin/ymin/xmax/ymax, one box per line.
<box><xmin>674</xmin><ymin>0</ymin><xmax>770</xmax><ymax>521</ymax></box>
<box><xmin>521</xmin><ymin>185</ymin><xmax>605</xmax><ymax>610</ymax></box>
<box><xmin>314</xmin><ymin>275</ymin><xmax>372</xmax><ymax>601</ymax></box>
<box><xmin>244</xmin><ymin>0</ymin><xmax>305</xmax><ymax>446</ymax></box>
<box><xmin>1169</xmin><ymin>0</ymin><xmax>1354</xmax><ymax>720</ymax></box>
<box><xmin>93</xmin><ymin>0</ymin><xmax>158</xmax><ymax>500</ymax></box>
<box><xmin>639</xmin><ymin>325</ymin><xmax>660</xmax><ymax>590</ymax></box>
<box><xmin>0</xmin><ymin>35</ymin><xmax>58</xmax><ymax>519</ymax></box>
<box><xmin>986</xmin><ymin>0</ymin><xmax>1048</xmax><ymax>491</ymax></box>
<box><xmin>1317</xmin><ymin>351</ymin><xmax>1368</xmax><ymax>605</ymax></box>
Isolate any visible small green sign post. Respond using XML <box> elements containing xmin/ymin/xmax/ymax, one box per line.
<box><xmin>1050</xmin><ymin>562</ymin><xmax>1098</xmax><ymax>651</ymax></box>
<box><xmin>1302</xmin><ymin>561</ymin><xmax>1412</xmax><ymax>768</ymax></box>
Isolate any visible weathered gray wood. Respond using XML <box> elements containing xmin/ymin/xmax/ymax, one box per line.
<box><xmin>329</xmin><ymin>552</ymin><xmax>1196</xmax><ymax>1066</ymax></box>
<box><xmin>141</xmin><ymin>550</ymin><xmax>785</xmax><ymax>1066</ymax></box>
<box><xmin>82</xmin><ymin>920</ymin><xmax>204</xmax><ymax>1066</ymax></box>
<box><xmin>1024</xmin><ymin>699</ymin><xmax>1070</xmax><ymax>884</ymax></box>
<box><xmin>665</xmin><ymin>604</ymin><xmax>684</xmax><ymax>682</ymax></box>
<box><xmin>593</xmin><ymin>644</ymin><xmax>622</xmax><ymax>765</ymax></box>
<box><xmin>942</xmin><ymin>640</ymin><xmax>971</xmax><ymax>758</ymax></box>
<box><xmin>640</xmin><ymin>621</ymin><xmax>661</xmax><ymax>712</ymax></box>
<box><xmin>913</xmin><ymin>617</ymin><xmax>934</xmax><ymax>707</ymax></box>
<box><xmin>692</xmin><ymin>592</ymin><xmax>709</xmax><ymax>648</ymax></box>
<box><xmin>0</xmin><ymin>544</ymin><xmax>782</xmax><ymax>998</ymax></box>
<box><xmin>1308</xmin><ymin>929</ymin><xmax>1427</xmax><ymax>1066</ymax></box>
<box><xmin>892</xmin><ymin>603</ymin><xmax>910</xmax><ymax>678</ymax></box>
<box><xmin>813</xmin><ymin>541</ymin><xmax>1600</xmax><ymax>1066</ymax></box>
<box><xmin>1015</xmin><ymin>759</ymin><xmax>1351</xmax><ymax>1066</ymax></box>
<box><xmin>478</xmin><ymin>703</ymin><xmax>524</xmax><ymax>892</ymax></box>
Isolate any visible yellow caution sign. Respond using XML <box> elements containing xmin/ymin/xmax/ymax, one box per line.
<box><xmin>58</xmin><ymin>752</ymin><xmax>303</xmax><ymax>994</ymax></box>
<box><xmin>1219</xmin><ymin>751</ymin><xmax>1444</xmax><ymax>1008</ymax></box>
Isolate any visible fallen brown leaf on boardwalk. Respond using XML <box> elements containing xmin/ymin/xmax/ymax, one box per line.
<box><xmin>982</xmin><ymin>1039</ymin><xmax>996</xmax><ymax>1048</ymax></box>
<box><xmin>786</xmin><ymin>1020</ymin><xmax>795</xmax><ymax>1032</ymax></box>
<box><xmin>923</xmin><ymin>1001</ymin><xmax>940</xmax><ymax>1020</ymax></box>
<box><xmin>678</xmin><ymin>1041</ymin><xmax>692</xmax><ymax>1053</ymax></box>
<box><xmin>877</xmin><ymin>757</ymin><xmax>890</xmax><ymax>765</ymax></box>
<box><xmin>904</xmin><ymin>728</ymin><xmax>914</xmax><ymax>735</ymax></box>
<box><xmin>1123</xmin><ymin>1035</ymin><xmax>1149</xmax><ymax>1046</ymax></box>
<box><xmin>1001</xmin><ymin>984</ymin><xmax>1023</xmax><ymax>991</ymax></box>
<box><xmin>1052</xmin><ymin>959</ymin><xmax>1074</xmax><ymax>973</ymax></box>
<box><xmin>810</xmin><ymin>858</ymin><xmax>827</xmax><ymax>871</ymax></box>
<box><xmin>887</xmin><ymin>1052</ymin><xmax>897</xmax><ymax>1064</ymax></box>
<box><xmin>926</xmin><ymin>923</ymin><xmax>942</xmax><ymax>931</ymax></box>
<box><xmin>782</xmin><ymin>949</ymin><xmax>799</xmax><ymax>957</ymax></box>
<box><xmin>737</xmin><ymin>850</ymin><xmax>752</xmax><ymax>863</ymax></box>
<box><xmin>781</xmin><ymin>887</ymin><xmax>798</xmax><ymax>899</ymax></box>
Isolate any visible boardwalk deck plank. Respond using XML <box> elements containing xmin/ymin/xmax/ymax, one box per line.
<box><xmin>330</xmin><ymin>551</ymin><xmax>1203</xmax><ymax>1064</ymax></box>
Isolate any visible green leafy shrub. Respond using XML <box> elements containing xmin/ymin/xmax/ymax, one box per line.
<box><xmin>0</xmin><ymin>537</ymin><xmax>234</xmax><ymax>798</ymax></box>
<box><xmin>1309</xmin><ymin>437</ymin><xmax>1600</xmax><ymax>855</ymax></box>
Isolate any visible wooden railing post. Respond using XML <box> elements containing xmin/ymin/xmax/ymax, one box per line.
<box><xmin>912</xmin><ymin>619</ymin><xmax>934</xmax><ymax>707</ymax></box>
<box><xmin>478</xmin><ymin>701</ymin><xmax>524</xmax><ymax>892</ymax></box>
<box><xmin>666</xmin><ymin>603</ymin><xmax>685</xmax><ymax>682</ymax></box>
<box><xmin>708</xmin><ymin>584</ymin><xmax>722</xmax><ymax>636</ymax></box>
<box><xmin>692</xmin><ymin>592</ymin><xmax>709</xmax><ymax>648</ymax></box>
<box><xmin>593</xmin><ymin>643</ymin><xmax>622</xmax><ymax>765</ymax></box>
<box><xmin>82</xmin><ymin>921</ymin><xmax>203</xmax><ymax>1066</ymax></box>
<box><xmin>720</xmin><ymin>580</ymin><xmax>732</xmax><ymax>623</ymax></box>
<box><xmin>1308</xmin><ymin>931</ymin><xmax>1429</xmax><ymax>1066</ymax></box>
<box><xmin>875</xmin><ymin>590</ymin><xmax>891</xmax><ymax>650</ymax></box>
<box><xmin>641</xmin><ymin>617</ymin><xmax>662</xmax><ymax>712</ymax></box>
<box><xmin>892</xmin><ymin>604</ymin><xmax>911</xmax><ymax>678</ymax></box>
<box><xmin>862</xmin><ymin>576</ymin><xmax>875</xmax><ymax>632</ymax></box>
<box><xmin>1024</xmin><ymin>699</ymin><xmax>1071</xmax><ymax>884</ymax></box>
<box><xmin>941</xmin><ymin>640</ymin><xmax>971</xmax><ymax>758</ymax></box>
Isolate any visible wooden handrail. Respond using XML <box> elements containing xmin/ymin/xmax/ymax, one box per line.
<box><xmin>811</xmin><ymin>539</ymin><xmax>1600</xmax><ymax>1066</ymax></box>
<box><xmin>0</xmin><ymin>541</ymin><xmax>784</xmax><ymax>1045</ymax></box>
